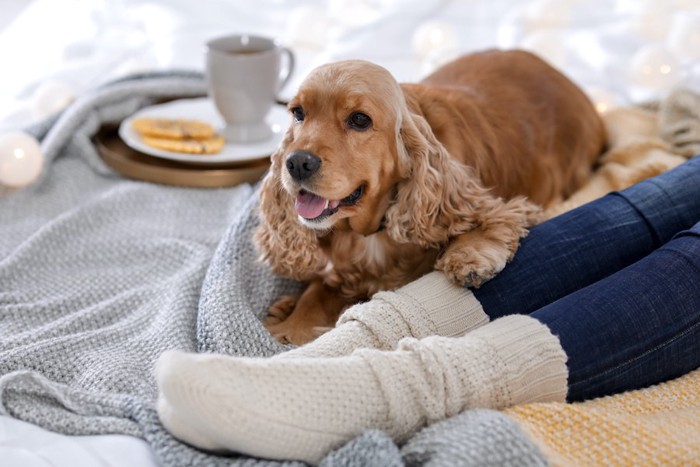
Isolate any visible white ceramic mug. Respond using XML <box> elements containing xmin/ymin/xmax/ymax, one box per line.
<box><xmin>206</xmin><ymin>34</ymin><xmax>294</xmax><ymax>143</ymax></box>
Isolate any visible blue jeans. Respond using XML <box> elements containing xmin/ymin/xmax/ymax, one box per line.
<box><xmin>472</xmin><ymin>156</ymin><xmax>700</xmax><ymax>401</ymax></box>
<box><xmin>533</xmin><ymin>224</ymin><xmax>700</xmax><ymax>401</ymax></box>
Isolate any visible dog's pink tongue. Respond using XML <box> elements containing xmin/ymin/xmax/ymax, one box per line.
<box><xmin>295</xmin><ymin>192</ymin><xmax>327</xmax><ymax>219</ymax></box>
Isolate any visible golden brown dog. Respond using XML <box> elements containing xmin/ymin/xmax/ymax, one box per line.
<box><xmin>254</xmin><ymin>49</ymin><xmax>605</xmax><ymax>344</ymax></box>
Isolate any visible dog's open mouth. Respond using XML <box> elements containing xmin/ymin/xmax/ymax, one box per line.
<box><xmin>295</xmin><ymin>186</ymin><xmax>364</xmax><ymax>221</ymax></box>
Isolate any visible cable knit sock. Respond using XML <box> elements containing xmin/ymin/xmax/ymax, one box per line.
<box><xmin>276</xmin><ymin>271</ymin><xmax>488</xmax><ymax>359</ymax></box>
<box><xmin>156</xmin><ymin>315</ymin><xmax>568</xmax><ymax>464</ymax></box>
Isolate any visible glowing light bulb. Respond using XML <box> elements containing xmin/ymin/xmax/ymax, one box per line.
<box><xmin>586</xmin><ymin>88</ymin><xmax>621</xmax><ymax>114</ymax></box>
<box><xmin>0</xmin><ymin>131</ymin><xmax>44</xmax><ymax>187</ymax></box>
<box><xmin>629</xmin><ymin>45</ymin><xmax>681</xmax><ymax>91</ymax></box>
<box><xmin>412</xmin><ymin>21</ymin><xmax>459</xmax><ymax>61</ymax></box>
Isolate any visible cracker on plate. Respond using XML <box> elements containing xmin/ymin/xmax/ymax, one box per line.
<box><xmin>142</xmin><ymin>135</ymin><xmax>226</xmax><ymax>155</ymax></box>
<box><xmin>132</xmin><ymin>117</ymin><xmax>216</xmax><ymax>140</ymax></box>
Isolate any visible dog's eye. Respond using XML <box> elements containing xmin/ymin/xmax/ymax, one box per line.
<box><xmin>291</xmin><ymin>106</ymin><xmax>305</xmax><ymax>123</ymax></box>
<box><xmin>348</xmin><ymin>112</ymin><xmax>372</xmax><ymax>131</ymax></box>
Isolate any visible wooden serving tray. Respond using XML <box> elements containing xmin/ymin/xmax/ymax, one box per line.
<box><xmin>94</xmin><ymin>125</ymin><xmax>270</xmax><ymax>188</ymax></box>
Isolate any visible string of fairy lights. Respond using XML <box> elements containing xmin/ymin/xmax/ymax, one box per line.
<box><xmin>1</xmin><ymin>0</ymin><xmax>698</xmax><ymax>189</ymax></box>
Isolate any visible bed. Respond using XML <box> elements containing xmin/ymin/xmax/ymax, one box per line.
<box><xmin>1</xmin><ymin>1</ymin><xmax>699</xmax><ymax>466</ymax></box>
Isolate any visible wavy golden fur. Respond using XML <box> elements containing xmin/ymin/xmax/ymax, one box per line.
<box><xmin>254</xmin><ymin>50</ymin><xmax>605</xmax><ymax>344</ymax></box>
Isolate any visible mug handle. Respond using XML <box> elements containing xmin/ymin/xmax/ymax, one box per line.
<box><xmin>278</xmin><ymin>47</ymin><xmax>295</xmax><ymax>91</ymax></box>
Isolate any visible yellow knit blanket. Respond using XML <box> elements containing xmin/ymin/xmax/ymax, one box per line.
<box><xmin>506</xmin><ymin>368</ymin><xmax>700</xmax><ymax>466</ymax></box>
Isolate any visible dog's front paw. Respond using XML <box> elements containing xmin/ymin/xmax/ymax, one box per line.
<box><xmin>264</xmin><ymin>295</ymin><xmax>298</xmax><ymax>327</ymax></box>
<box><xmin>264</xmin><ymin>296</ymin><xmax>329</xmax><ymax>345</ymax></box>
<box><xmin>266</xmin><ymin>319</ymin><xmax>319</xmax><ymax>345</ymax></box>
<box><xmin>436</xmin><ymin>242</ymin><xmax>509</xmax><ymax>287</ymax></box>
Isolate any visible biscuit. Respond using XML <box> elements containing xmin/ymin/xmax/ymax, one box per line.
<box><xmin>132</xmin><ymin>117</ymin><xmax>216</xmax><ymax>140</ymax></box>
<box><xmin>142</xmin><ymin>135</ymin><xmax>225</xmax><ymax>155</ymax></box>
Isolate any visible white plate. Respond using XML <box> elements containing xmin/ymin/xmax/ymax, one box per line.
<box><xmin>119</xmin><ymin>98</ymin><xmax>289</xmax><ymax>165</ymax></box>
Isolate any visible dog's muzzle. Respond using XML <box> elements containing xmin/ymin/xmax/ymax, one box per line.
<box><xmin>295</xmin><ymin>186</ymin><xmax>364</xmax><ymax>221</ymax></box>
<box><xmin>286</xmin><ymin>150</ymin><xmax>320</xmax><ymax>181</ymax></box>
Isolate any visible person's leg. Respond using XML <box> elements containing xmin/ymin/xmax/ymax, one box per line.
<box><xmin>157</xmin><ymin>314</ymin><xmax>567</xmax><ymax>463</ymax></box>
<box><xmin>277</xmin><ymin>271</ymin><xmax>488</xmax><ymax>358</ymax></box>
<box><xmin>531</xmin><ymin>221</ymin><xmax>700</xmax><ymax>401</ymax></box>
<box><xmin>282</xmin><ymin>157</ymin><xmax>700</xmax><ymax>357</ymax></box>
<box><xmin>156</xmin><ymin>222</ymin><xmax>700</xmax><ymax>462</ymax></box>
<box><xmin>476</xmin><ymin>155</ymin><xmax>700</xmax><ymax>318</ymax></box>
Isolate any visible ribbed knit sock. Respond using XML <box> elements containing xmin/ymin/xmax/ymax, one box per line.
<box><xmin>277</xmin><ymin>271</ymin><xmax>489</xmax><ymax>359</ymax></box>
<box><xmin>156</xmin><ymin>315</ymin><xmax>568</xmax><ymax>464</ymax></box>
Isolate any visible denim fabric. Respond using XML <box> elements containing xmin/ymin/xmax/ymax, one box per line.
<box><xmin>532</xmin><ymin>222</ymin><xmax>700</xmax><ymax>401</ymax></box>
<box><xmin>475</xmin><ymin>156</ymin><xmax>700</xmax><ymax>319</ymax></box>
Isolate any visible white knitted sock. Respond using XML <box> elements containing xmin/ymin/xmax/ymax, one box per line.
<box><xmin>157</xmin><ymin>315</ymin><xmax>568</xmax><ymax>464</ymax></box>
<box><xmin>277</xmin><ymin>271</ymin><xmax>489</xmax><ymax>358</ymax></box>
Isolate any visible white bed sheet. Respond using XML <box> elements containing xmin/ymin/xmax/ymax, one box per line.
<box><xmin>0</xmin><ymin>415</ymin><xmax>158</xmax><ymax>467</ymax></box>
<box><xmin>1</xmin><ymin>0</ymin><xmax>698</xmax><ymax>466</ymax></box>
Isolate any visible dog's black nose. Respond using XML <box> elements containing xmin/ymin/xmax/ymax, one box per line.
<box><xmin>286</xmin><ymin>151</ymin><xmax>321</xmax><ymax>181</ymax></box>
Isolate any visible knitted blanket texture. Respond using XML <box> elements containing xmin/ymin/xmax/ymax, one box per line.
<box><xmin>2</xmin><ymin>73</ymin><xmax>700</xmax><ymax>467</ymax></box>
<box><xmin>0</xmin><ymin>73</ymin><xmax>545</xmax><ymax>466</ymax></box>
<box><xmin>507</xmin><ymin>367</ymin><xmax>700</xmax><ymax>466</ymax></box>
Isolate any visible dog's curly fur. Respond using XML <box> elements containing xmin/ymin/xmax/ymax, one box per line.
<box><xmin>254</xmin><ymin>50</ymin><xmax>605</xmax><ymax>344</ymax></box>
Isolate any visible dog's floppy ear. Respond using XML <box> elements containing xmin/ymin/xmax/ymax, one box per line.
<box><xmin>253</xmin><ymin>128</ymin><xmax>327</xmax><ymax>281</ymax></box>
<box><xmin>386</xmin><ymin>111</ymin><xmax>535</xmax><ymax>248</ymax></box>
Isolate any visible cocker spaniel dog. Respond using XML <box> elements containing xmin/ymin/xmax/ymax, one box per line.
<box><xmin>255</xmin><ymin>49</ymin><xmax>605</xmax><ymax>344</ymax></box>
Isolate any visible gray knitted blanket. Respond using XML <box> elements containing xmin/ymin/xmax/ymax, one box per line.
<box><xmin>0</xmin><ymin>73</ymin><xmax>546</xmax><ymax>466</ymax></box>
